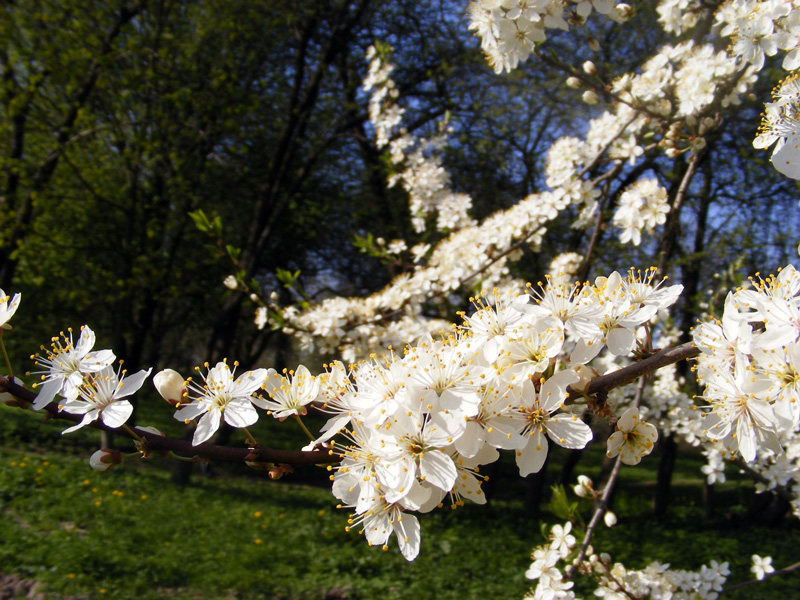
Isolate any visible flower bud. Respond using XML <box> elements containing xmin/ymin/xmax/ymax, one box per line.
<box><xmin>153</xmin><ymin>369</ymin><xmax>186</xmax><ymax>407</ymax></box>
<box><xmin>691</xmin><ymin>137</ymin><xmax>707</xmax><ymax>152</ymax></box>
<box><xmin>574</xmin><ymin>474</ymin><xmax>595</xmax><ymax>498</ymax></box>
<box><xmin>566</xmin><ymin>76</ymin><xmax>582</xmax><ymax>89</ymax></box>
<box><xmin>604</xmin><ymin>510</ymin><xmax>618</xmax><ymax>527</ymax></box>
<box><xmin>582</xmin><ymin>90</ymin><xmax>599</xmax><ymax>105</ymax></box>
<box><xmin>615</xmin><ymin>4</ymin><xmax>632</xmax><ymax>21</ymax></box>
<box><xmin>572</xmin><ymin>365</ymin><xmax>599</xmax><ymax>393</ymax></box>
<box><xmin>582</xmin><ymin>61</ymin><xmax>597</xmax><ymax>76</ymax></box>
<box><xmin>90</xmin><ymin>449</ymin><xmax>123</xmax><ymax>471</ymax></box>
<box><xmin>268</xmin><ymin>464</ymin><xmax>294</xmax><ymax>480</ymax></box>
<box><xmin>223</xmin><ymin>275</ymin><xmax>238</xmax><ymax>290</ymax></box>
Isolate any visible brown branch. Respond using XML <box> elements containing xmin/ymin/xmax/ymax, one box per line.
<box><xmin>574</xmin><ymin>341</ymin><xmax>700</xmax><ymax>401</ymax></box>
<box><xmin>0</xmin><ymin>375</ymin><xmax>336</xmax><ymax>467</ymax></box>
<box><xmin>658</xmin><ymin>150</ymin><xmax>705</xmax><ymax>275</ymax></box>
<box><xmin>566</xmin><ymin>376</ymin><xmax>646</xmax><ymax>581</ymax></box>
<box><xmin>567</xmin><ymin>455</ymin><xmax>623</xmax><ymax>579</ymax></box>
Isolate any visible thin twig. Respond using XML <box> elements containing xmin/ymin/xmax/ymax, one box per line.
<box><xmin>657</xmin><ymin>150</ymin><xmax>704</xmax><ymax>275</ymax></box>
<box><xmin>721</xmin><ymin>560</ymin><xmax>800</xmax><ymax>594</ymax></box>
<box><xmin>567</xmin><ymin>377</ymin><xmax>646</xmax><ymax>580</ymax></box>
<box><xmin>566</xmin><ymin>455</ymin><xmax>623</xmax><ymax>579</ymax></box>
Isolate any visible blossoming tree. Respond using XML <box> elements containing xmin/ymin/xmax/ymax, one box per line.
<box><xmin>4</xmin><ymin>1</ymin><xmax>800</xmax><ymax>598</ymax></box>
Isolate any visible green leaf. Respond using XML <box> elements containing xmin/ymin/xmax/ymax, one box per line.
<box><xmin>226</xmin><ymin>244</ymin><xmax>241</xmax><ymax>262</ymax></box>
<box><xmin>188</xmin><ymin>209</ymin><xmax>211</xmax><ymax>233</ymax></box>
<box><xmin>276</xmin><ymin>267</ymin><xmax>300</xmax><ymax>288</ymax></box>
<box><xmin>548</xmin><ymin>484</ymin><xmax>572</xmax><ymax>521</ymax></box>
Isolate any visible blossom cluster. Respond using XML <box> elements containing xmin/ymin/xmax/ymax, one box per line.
<box><xmin>363</xmin><ymin>47</ymin><xmax>476</xmax><ymax>234</ymax></box>
<box><xmin>657</xmin><ymin>0</ymin><xmax>800</xmax><ymax>176</ymax></box>
<box><xmin>27</xmin><ymin>325</ymin><xmax>150</xmax><ymax>434</ymax></box>
<box><xmin>611</xmin><ymin>179</ymin><xmax>670</xmax><ymax>247</ymax></box>
<box><xmin>468</xmin><ymin>0</ymin><xmax>631</xmax><ymax>74</ymax></box>
<box><xmin>3</xmin><ymin>266</ymin><xmax>682</xmax><ymax>561</ymax></box>
<box><xmin>681</xmin><ymin>268</ymin><xmax>800</xmax><ymax>523</ymax></box>
<box><xmin>306</xmin><ymin>268</ymin><xmax>681</xmax><ymax>559</ymax></box>
<box><xmin>524</xmin><ymin>514</ymin><xmax>734</xmax><ymax>600</ymax></box>
<box><xmin>755</xmin><ymin>73</ymin><xmax>800</xmax><ymax>180</ymax></box>
<box><xmin>693</xmin><ymin>266</ymin><xmax>800</xmax><ymax>462</ymax></box>
<box><xmin>281</xmin><ymin>18</ymin><xmax>768</xmax><ymax>362</ymax></box>
<box><xmin>523</xmin><ymin>490</ymin><xmax>778</xmax><ymax>600</ymax></box>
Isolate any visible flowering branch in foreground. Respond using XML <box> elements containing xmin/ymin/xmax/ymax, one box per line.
<box><xmin>0</xmin><ymin>374</ymin><xmax>334</xmax><ymax>467</ymax></box>
<box><xmin>0</xmin><ymin>341</ymin><xmax>698</xmax><ymax>468</ymax></box>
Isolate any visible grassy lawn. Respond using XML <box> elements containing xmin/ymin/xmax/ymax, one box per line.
<box><xmin>2</xmin><ymin>403</ymin><xmax>799</xmax><ymax>600</ymax></box>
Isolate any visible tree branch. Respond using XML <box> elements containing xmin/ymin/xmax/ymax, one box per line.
<box><xmin>720</xmin><ymin>560</ymin><xmax>800</xmax><ymax>595</ymax></box>
<box><xmin>0</xmin><ymin>374</ymin><xmax>335</xmax><ymax>467</ymax></box>
<box><xmin>1</xmin><ymin>342</ymin><xmax>700</xmax><ymax>468</ymax></box>
<box><xmin>574</xmin><ymin>341</ymin><xmax>700</xmax><ymax>401</ymax></box>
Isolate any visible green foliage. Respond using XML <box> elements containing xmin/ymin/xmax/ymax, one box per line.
<box><xmin>547</xmin><ymin>483</ymin><xmax>579</xmax><ymax>523</ymax></box>
<box><xmin>189</xmin><ymin>210</ymin><xmax>224</xmax><ymax>240</ymax></box>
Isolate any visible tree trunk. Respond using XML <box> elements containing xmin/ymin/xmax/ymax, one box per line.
<box><xmin>653</xmin><ymin>433</ymin><xmax>677</xmax><ymax>517</ymax></box>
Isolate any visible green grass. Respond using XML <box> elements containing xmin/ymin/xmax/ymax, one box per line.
<box><xmin>2</xmin><ymin>403</ymin><xmax>799</xmax><ymax>600</ymax></box>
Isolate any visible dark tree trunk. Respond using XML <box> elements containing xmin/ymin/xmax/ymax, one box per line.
<box><xmin>525</xmin><ymin>467</ymin><xmax>548</xmax><ymax>516</ymax></box>
<box><xmin>653</xmin><ymin>434</ymin><xmax>677</xmax><ymax>517</ymax></box>
<box><xmin>703</xmin><ymin>480</ymin><xmax>714</xmax><ymax>519</ymax></box>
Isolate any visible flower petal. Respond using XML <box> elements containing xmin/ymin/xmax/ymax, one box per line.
<box><xmin>516</xmin><ymin>430</ymin><xmax>548</xmax><ymax>476</ymax></box>
<box><xmin>192</xmin><ymin>409</ymin><xmax>221</xmax><ymax>446</ymax></box>
<box><xmin>101</xmin><ymin>400</ymin><xmax>134</xmax><ymax>428</ymax></box>
<box><xmin>419</xmin><ymin>450</ymin><xmax>457</xmax><ymax>492</ymax></box>
<box><xmin>546</xmin><ymin>416</ymin><xmax>592</xmax><ymax>449</ymax></box>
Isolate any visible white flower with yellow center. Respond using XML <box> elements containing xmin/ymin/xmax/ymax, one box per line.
<box><xmin>514</xmin><ymin>371</ymin><xmax>592</xmax><ymax>476</ymax></box>
<box><xmin>0</xmin><ymin>288</ymin><xmax>20</xmax><ymax>330</ymax></box>
<box><xmin>30</xmin><ymin>326</ymin><xmax>116</xmax><ymax>410</ymax></box>
<box><xmin>261</xmin><ymin>364</ymin><xmax>320</xmax><ymax>420</ymax></box>
<box><xmin>174</xmin><ymin>361</ymin><xmax>267</xmax><ymax>446</ymax></box>
<box><xmin>606</xmin><ymin>406</ymin><xmax>658</xmax><ymax>465</ymax></box>
<box><xmin>60</xmin><ymin>365</ymin><xmax>151</xmax><ymax>434</ymax></box>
